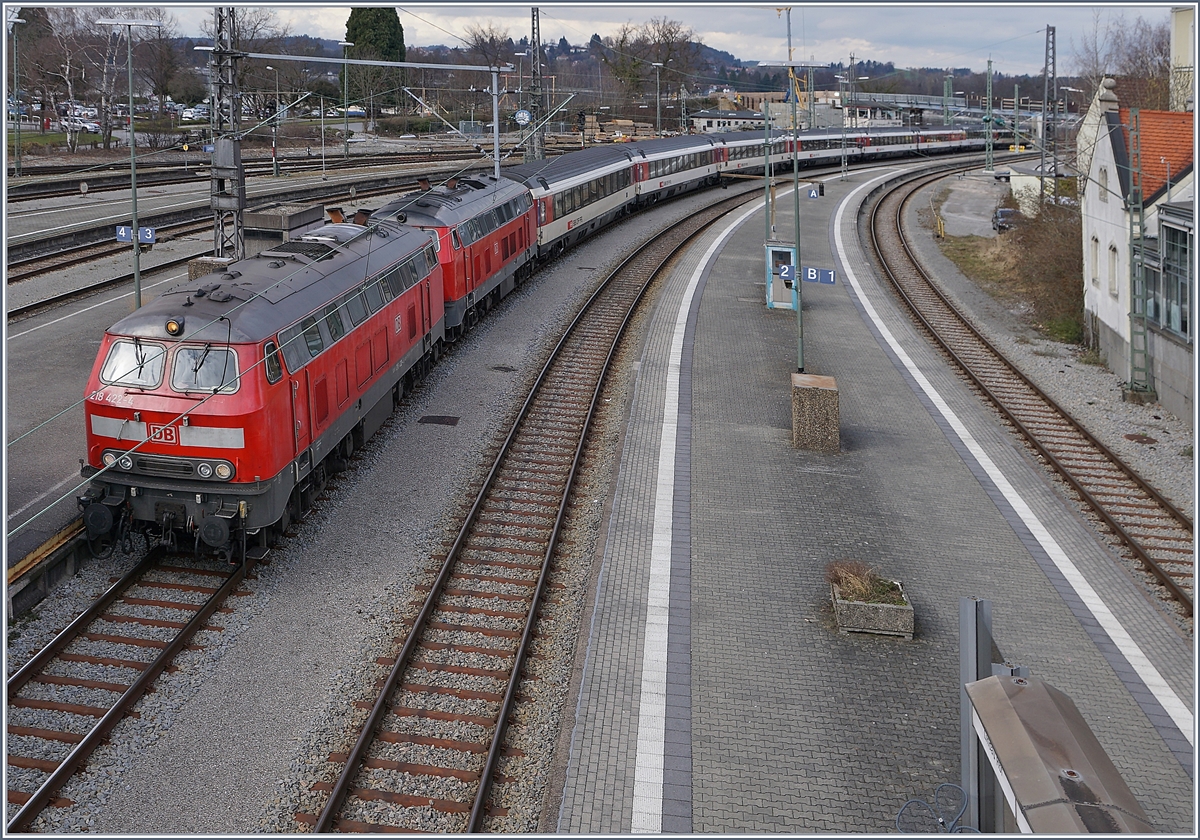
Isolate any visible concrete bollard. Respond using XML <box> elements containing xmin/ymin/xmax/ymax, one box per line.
<box><xmin>791</xmin><ymin>373</ymin><xmax>840</xmax><ymax>452</ymax></box>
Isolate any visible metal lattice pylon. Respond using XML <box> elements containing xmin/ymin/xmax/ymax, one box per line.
<box><xmin>1039</xmin><ymin>25</ymin><xmax>1056</xmax><ymax>205</ymax></box>
<box><xmin>210</xmin><ymin>6</ymin><xmax>245</xmax><ymax>260</ymax></box>
<box><xmin>525</xmin><ymin>6</ymin><xmax>544</xmax><ymax>161</ymax></box>
<box><xmin>1127</xmin><ymin>108</ymin><xmax>1154</xmax><ymax>397</ymax></box>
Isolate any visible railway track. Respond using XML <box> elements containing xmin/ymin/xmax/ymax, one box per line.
<box><xmin>6</xmin><ymin>149</ymin><xmax>491</xmax><ymax>201</ymax></box>
<box><xmin>6</xmin><ymin>176</ymin><xmax>446</xmax><ymax>303</ymax></box>
<box><xmin>302</xmin><ymin>189</ymin><xmax>760</xmax><ymax>833</ymax></box>
<box><xmin>869</xmin><ymin>170</ymin><xmax>1194</xmax><ymax>619</ymax></box>
<box><xmin>5</xmin><ymin>546</ymin><xmax>254</xmax><ymax>832</ymax></box>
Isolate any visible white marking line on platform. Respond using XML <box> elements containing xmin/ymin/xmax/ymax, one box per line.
<box><xmin>9</xmin><ymin>273</ymin><xmax>184</xmax><ymax>340</ymax></box>
<box><xmin>631</xmin><ymin>198</ymin><xmax>766</xmax><ymax>833</ymax></box>
<box><xmin>834</xmin><ymin>172</ymin><xmax>1194</xmax><ymax>746</ymax></box>
<box><xmin>6</xmin><ymin>472</ymin><xmax>81</xmax><ymax>522</ymax></box>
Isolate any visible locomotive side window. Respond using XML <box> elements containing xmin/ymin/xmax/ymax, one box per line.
<box><xmin>343</xmin><ymin>292</ymin><xmax>368</xmax><ymax>326</ymax></box>
<box><xmin>301</xmin><ymin>315</ymin><xmax>324</xmax><ymax>357</ymax></box>
<box><xmin>278</xmin><ymin>323</ymin><xmax>308</xmax><ymax>371</ymax></box>
<box><xmin>383</xmin><ymin>268</ymin><xmax>403</xmax><ymax>298</ymax></box>
<box><xmin>325</xmin><ymin>303</ymin><xmax>346</xmax><ymax>341</ymax></box>
<box><xmin>171</xmin><ymin>345</ymin><xmax>240</xmax><ymax>394</ymax></box>
<box><xmin>363</xmin><ymin>280</ymin><xmax>384</xmax><ymax>312</ymax></box>
<box><xmin>99</xmin><ymin>339</ymin><xmax>166</xmax><ymax>388</ymax></box>
<box><xmin>413</xmin><ymin>249</ymin><xmax>429</xmax><ymax>278</ymax></box>
<box><xmin>425</xmin><ymin>244</ymin><xmax>437</xmax><ymax>268</ymax></box>
<box><xmin>451</xmin><ymin>229</ymin><xmax>462</xmax><ymax>249</ymax></box>
<box><xmin>264</xmin><ymin>341</ymin><xmax>283</xmax><ymax>383</ymax></box>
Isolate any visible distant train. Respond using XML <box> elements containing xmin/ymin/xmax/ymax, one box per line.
<box><xmin>79</xmin><ymin>124</ymin><xmax>1007</xmax><ymax>559</ymax></box>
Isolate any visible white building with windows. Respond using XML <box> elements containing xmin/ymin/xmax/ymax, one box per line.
<box><xmin>1079</xmin><ymin>79</ymin><xmax>1194</xmax><ymax>423</ymax></box>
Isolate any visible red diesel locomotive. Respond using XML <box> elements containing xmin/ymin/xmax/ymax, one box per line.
<box><xmin>80</xmin><ymin>216</ymin><xmax>443</xmax><ymax>559</ymax></box>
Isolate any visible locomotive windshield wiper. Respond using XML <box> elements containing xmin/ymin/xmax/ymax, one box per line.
<box><xmin>192</xmin><ymin>343</ymin><xmax>212</xmax><ymax>375</ymax></box>
<box><xmin>133</xmin><ymin>337</ymin><xmax>146</xmax><ymax>375</ymax></box>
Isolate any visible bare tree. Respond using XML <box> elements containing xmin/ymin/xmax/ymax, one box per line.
<box><xmin>135</xmin><ymin>8</ymin><xmax>181</xmax><ymax>115</ymax></box>
<box><xmin>1071</xmin><ymin>11</ymin><xmax>1171</xmax><ymax>110</ymax></box>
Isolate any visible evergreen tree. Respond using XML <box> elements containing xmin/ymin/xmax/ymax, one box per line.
<box><xmin>344</xmin><ymin>8</ymin><xmax>405</xmax><ymax>61</ymax></box>
<box><xmin>343</xmin><ymin>8</ymin><xmax>405</xmax><ymax>124</ymax></box>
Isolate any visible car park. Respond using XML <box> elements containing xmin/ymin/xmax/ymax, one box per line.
<box><xmin>992</xmin><ymin>207</ymin><xmax>1016</xmax><ymax>231</ymax></box>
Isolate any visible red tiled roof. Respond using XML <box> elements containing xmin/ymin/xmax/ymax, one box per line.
<box><xmin>1117</xmin><ymin>108</ymin><xmax>1194</xmax><ymax>201</ymax></box>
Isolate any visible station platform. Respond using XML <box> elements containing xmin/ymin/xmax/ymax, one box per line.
<box><xmin>552</xmin><ymin>165</ymin><xmax>1194</xmax><ymax>832</ymax></box>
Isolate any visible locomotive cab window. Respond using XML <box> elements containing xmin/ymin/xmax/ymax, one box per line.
<box><xmin>264</xmin><ymin>341</ymin><xmax>283</xmax><ymax>383</ymax></box>
<box><xmin>99</xmin><ymin>339</ymin><xmax>166</xmax><ymax>389</ymax></box>
<box><xmin>172</xmin><ymin>345</ymin><xmax>240</xmax><ymax>394</ymax></box>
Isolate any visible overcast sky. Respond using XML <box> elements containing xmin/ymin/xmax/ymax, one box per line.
<box><xmin>163</xmin><ymin>3</ymin><xmax>1175</xmax><ymax>77</ymax></box>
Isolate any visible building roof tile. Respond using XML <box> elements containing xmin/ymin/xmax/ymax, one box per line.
<box><xmin>1116</xmin><ymin>108</ymin><xmax>1194</xmax><ymax>202</ymax></box>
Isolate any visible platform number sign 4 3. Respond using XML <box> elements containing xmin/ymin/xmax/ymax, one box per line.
<box><xmin>115</xmin><ymin>226</ymin><xmax>156</xmax><ymax>243</ymax></box>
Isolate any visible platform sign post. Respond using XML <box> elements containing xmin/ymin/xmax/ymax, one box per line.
<box><xmin>765</xmin><ymin>241</ymin><xmax>798</xmax><ymax>311</ymax></box>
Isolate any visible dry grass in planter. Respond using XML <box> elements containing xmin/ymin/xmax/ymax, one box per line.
<box><xmin>825</xmin><ymin>559</ymin><xmax>913</xmax><ymax>639</ymax></box>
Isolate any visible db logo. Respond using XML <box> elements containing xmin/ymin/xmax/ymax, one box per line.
<box><xmin>149</xmin><ymin>423</ymin><xmax>178</xmax><ymax>444</ymax></box>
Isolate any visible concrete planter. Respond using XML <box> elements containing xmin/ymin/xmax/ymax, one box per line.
<box><xmin>831</xmin><ymin>582</ymin><xmax>914</xmax><ymax>640</ymax></box>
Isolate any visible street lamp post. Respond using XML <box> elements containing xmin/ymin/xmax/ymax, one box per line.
<box><xmin>97</xmin><ymin>17</ymin><xmax>162</xmax><ymax>309</ymax></box>
<box><xmin>9</xmin><ymin>15</ymin><xmax>25</xmax><ymax>177</ymax></box>
<box><xmin>652</xmin><ymin>61</ymin><xmax>663</xmax><ymax>134</ymax></box>
<box><xmin>266</xmin><ymin>64</ymin><xmax>280</xmax><ymax>176</ymax></box>
<box><xmin>515</xmin><ymin>51</ymin><xmax>526</xmax><ymax>109</ymax></box>
<box><xmin>339</xmin><ymin>40</ymin><xmax>353</xmax><ymax>160</ymax></box>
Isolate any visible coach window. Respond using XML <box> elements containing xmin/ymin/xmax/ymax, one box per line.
<box><xmin>264</xmin><ymin>341</ymin><xmax>283</xmax><ymax>383</ymax></box>
<box><xmin>99</xmin><ymin>339</ymin><xmax>166</xmax><ymax>388</ymax></box>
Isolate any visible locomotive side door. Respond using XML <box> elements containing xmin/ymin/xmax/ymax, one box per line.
<box><xmin>291</xmin><ymin>376</ymin><xmax>312</xmax><ymax>457</ymax></box>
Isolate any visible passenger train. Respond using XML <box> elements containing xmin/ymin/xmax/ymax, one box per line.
<box><xmin>79</xmin><ymin>124</ymin><xmax>1007</xmax><ymax>559</ymax></box>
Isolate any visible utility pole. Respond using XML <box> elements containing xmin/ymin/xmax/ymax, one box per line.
<box><xmin>984</xmin><ymin>59</ymin><xmax>994</xmax><ymax>173</ymax></box>
<box><xmin>786</xmin><ymin>8</ymin><xmax>803</xmax><ymax>372</ymax></box>
<box><xmin>208</xmin><ymin>6</ymin><xmax>245</xmax><ymax>261</ymax></box>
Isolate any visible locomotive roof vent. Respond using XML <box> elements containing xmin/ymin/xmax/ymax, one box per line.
<box><xmin>262</xmin><ymin>240</ymin><xmax>337</xmax><ymax>262</ymax></box>
<box><xmin>327</xmin><ymin>207</ymin><xmax>344</xmax><ymax>223</ymax></box>
<box><xmin>446</xmin><ymin>176</ymin><xmax>458</xmax><ymax>189</ymax></box>
<box><xmin>352</xmin><ymin>208</ymin><xmax>373</xmax><ymax>225</ymax></box>
<box><xmin>417</xmin><ymin>176</ymin><xmax>431</xmax><ymax>191</ymax></box>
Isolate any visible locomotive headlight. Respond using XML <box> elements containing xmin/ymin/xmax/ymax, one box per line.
<box><xmin>214</xmin><ymin>463</ymin><xmax>233</xmax><ymax>480</ymax></box>
<box><xmin>165</xmin><ymin>317</ymin><xmax>185</xmax><ymax>337</ymax></box>
<box><xmin>117</xmin><ymin>454</ymin><xmax>134</xmax><ymax>470</ymax></box>
<box><xmin>102</xmin><ymin>452</ymin><xmax>117</xmax><ymax>467</ymax></box>
<box><xmin>196</xmin><ymin>462</ymin><xmax>214</xmax><ymax>478</ymax></box>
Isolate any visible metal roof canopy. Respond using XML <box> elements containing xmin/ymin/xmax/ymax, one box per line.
<box><xmin>965</xmin><ymin>675</ymin><xmax>1154</xmax><ymax>833</ymax></box>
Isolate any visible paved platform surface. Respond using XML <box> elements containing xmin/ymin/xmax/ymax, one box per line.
<box><xmin>556</xmin><ymin>164</ymin><xmax>1194</xmax><ymax>833</ymax></box>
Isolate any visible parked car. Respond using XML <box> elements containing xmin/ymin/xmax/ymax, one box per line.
<box><xmin>992</xmin><ymin>207</ymin><xmax>1016</xmax><ymax>232</ymax></box>
<box><xmin>992</xmin><ymin>169</ymin><xmax>1011</xmax><ymax>182</ymax></box>
<box><xmin>63</xmin><ymin>117</ymin><xmax>101</xmax><ymax>133</ymax></box>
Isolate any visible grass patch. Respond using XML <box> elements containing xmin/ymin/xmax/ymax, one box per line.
<box><xmin>1076</xmin><ymin>347</ymin><xmax>1105</xmax><ymax>366</ymax></box>
<box><xmin>935</xmin><ymin>199</ymin><xmax>1084</xmax><ymax>345</ymax></box>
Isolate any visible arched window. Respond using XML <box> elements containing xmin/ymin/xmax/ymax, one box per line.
<box><xmin>1108</xmin><ymin>244</ymin><xmax>1120</xmax><ymax>297</ymax></box>
<box><xmin>1090</xmin><ymin>237</ymin><xmax>1100</xmax><ymax>286</ymax></box>
<box><xmin>1098</xmin><ymin>167</ymin><xmax>1109</xmax><ymax>202</ymax></box>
